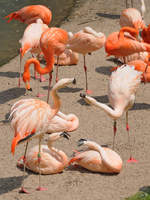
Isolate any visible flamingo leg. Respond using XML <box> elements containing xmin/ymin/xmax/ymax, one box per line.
<box><xmin>55</xmin><ymin>56</ymin><xmax>60</xmax><ymax>83</ymax></box>
<box><xmin>113</xmin><ymin>120</ymin><xmax>117</xmax><ymax>149</ymax></box>
<box><xmin>83</xmin><ymin>55</ymin><xmax>92</xmax><ymax>94</ymax></box>
<box><xmin>126</xmin><ymin>112</ymin><xmax>138</xmax><ymax>163</ymax></box>
<box><xmin>18</xmin><ymin>49</ymin><xmax>22</xmax><ymax>88</ymax></box>
<box><xmin>47</xmin><ymin>71</ymin><xmax>53</xmax><ymax>103</ymax></box>
<box><xmin>19</xmin><ymin>142</ymin><xmax>29</xmax><ymax>194</ymax></box>
<box><xmin>36</xmin><ymin>137</ymin><xmax>47</xmax><ymax>191</ymax></box>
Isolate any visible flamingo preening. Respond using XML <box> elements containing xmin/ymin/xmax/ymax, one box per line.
<box><xmin>9</xmin><ymin>78</ymin><xmax>79</xmax><ymax>193</ymax></box>
<box><xmin>80</xmin><ymin>65</ymin><xmax>142</xmax><ymax>163</ymax></box>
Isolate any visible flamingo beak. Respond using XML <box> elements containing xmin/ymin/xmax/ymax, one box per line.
<box><xmin>25</xmin><ymin>82</ymin><xmax>32</xmax><ymax>91</ymax></box>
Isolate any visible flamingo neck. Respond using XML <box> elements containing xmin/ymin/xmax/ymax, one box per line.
<box><xmin>85</xmin><ymin>96</ymin><xmax>123</xmax><ymax>120</ymax></box>
<box><xmin>50</xmin><ymin>88</ymin><xmax>61</xmax><ymax>117</ymax></box>
<box><xmin>23</xmin><ymin>54</ymin><xmax>54</xmax><ymax>82</ymax></box>
<box><xmin>87</xmin><ymin>141</ymin><xmax>117</xmax><ymax>171</ymax></box>
<box><xmin>119</xmin><ymin>27</ymin><xmax>138</xmax><ymax>40</ymax></box>
<box><xmin>66</xmin><ymin>114</ymin><xmax>79</xmax><ymax>132</ymax></box>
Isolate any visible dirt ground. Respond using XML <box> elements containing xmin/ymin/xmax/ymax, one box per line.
<box><xmin>1</xmin><ymin>0</ymin><xmax>150</xmax><ymax>199</ymax></box>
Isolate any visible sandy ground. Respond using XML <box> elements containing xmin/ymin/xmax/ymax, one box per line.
<box><xmin>1</xmin><ymin>0</ymin><xmax>150</xmax><ymax>199</ymax></box>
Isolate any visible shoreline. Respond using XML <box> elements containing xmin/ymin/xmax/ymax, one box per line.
<box><xmin>1</xmin><ymin>0</ymin><xmax>150</xmax><ymax>200</ymax></box>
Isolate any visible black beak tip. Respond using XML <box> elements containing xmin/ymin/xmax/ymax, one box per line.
<box><xmin>73</xmin><ymin>78</ymin><xmax>76</xmax><ymax>84</ymax></box>
<box><xmin>28</xmin><ymin>88</ymin><xmax>32</xmax><ymax>91</ymax></box>
<box><xmin>80</xmin><ymin>93</ymin><xmax>86</xmax><ymax>98</ymax></box>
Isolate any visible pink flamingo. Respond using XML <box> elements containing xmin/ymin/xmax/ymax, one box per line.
<box><xmin>17</xmin><ymin>132</ymin><xmax>70</xmax><ymax>174</ymax></box>
<box><xmin>9</xmin><ymin>78</ymin><xmax>79</xmax><ymax>193</ymax></box>
<box><xmin>5</xmin><ymin>5</ymin><xmax>52</xmax><ymax>25</ymax></box>
<box><xmin>22</xmin><ymin>27</ymin><xmax>68</xmax><ymax>101</ymax></box>
<box><xmin>80</xmin><ymin>65</ymin><xmax>142</xmax><ymax>163</ymax></box>
<box><xmin>19</xmin><ymin>19</ymin><xmax>49</xmax><ymax>89</ymax></box>
<box><xmin>54</xmin><ymin>49</ymin><xmax>79</xmax><ymax>66</ymax></box>
<box><xmin>105</xmin><ymin>26</ymin><xmax>150</xmax><ymax>63</ymax></box>
<box><xmin>66</xmin><ymin>26</ymin><xmax>106</xmax><ymax>94</ymax></box>
<box><xmin>120</xmin><ymin>7</ymin><xmax>145</xmax><ymax>30</ymax></box>
<box><xmin>69</xmin><ymin>138</ymin><xmax>123</xmax><ymax>174</ymax></box>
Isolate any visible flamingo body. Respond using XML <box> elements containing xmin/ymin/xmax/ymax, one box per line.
<box><xmin>105</xmin><ymin>27</ymin><xmax>150</xmax><ymax>58</ymax></box>
<box><xmin>5</xmin><ymin>5</ymin><xmax>52</xmax><ymax>25</ymax></box>
<box><xmin>69</xmin><ymin>139</ymin><xmax>122</xmax><ymax>173</ymax></box>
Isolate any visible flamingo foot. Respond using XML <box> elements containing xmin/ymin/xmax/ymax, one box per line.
<box><xmin>36</xmin><ymin>186</ymin><xmax>48</xmax><ymax>191</ymax></box>
<box><xmin>36</xmin><ymin>93</ymin><xmax>46</xmax><ymax>98</ymax></box>
<box><xmin>19</xmin><ymin>187</ymin><xmax>29</xmax><ymax>194</ymax></box>
<box><xmin>86</xmin><ymin>90</ymin><xmax>92</xmax><ymax>95</ymax></box>
<box><xmin>127</xmin><ymin>157</ymin><xmax>138</xmax><ymax>163</ymax></box>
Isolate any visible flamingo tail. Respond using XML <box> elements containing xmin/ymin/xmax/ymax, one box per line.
<box><xmin>11</xmin><ymin>134</ymin><xmax>21</xmax><ymax>155</ymax></box>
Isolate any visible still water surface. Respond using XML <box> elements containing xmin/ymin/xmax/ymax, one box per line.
<box><xmin>0</xmin><ymin>0</ymin><xmax>75</xmax><ymax>66</ymax></box>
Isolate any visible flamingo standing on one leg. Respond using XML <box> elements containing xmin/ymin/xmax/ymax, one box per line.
<box><xmin>9</xmin><ymin>77</ymin><xmax>79</xmax><ymax>193</ymax></box>
<box><xmin>17</xmin><ymin>132</ymin><xmax>70</xmax><ymax>174</ymax></box>
<box><xmin>69</xmin><ymin>138</ymin><xmax>123</xmax><ymax>173</ymax></box>
<box><xmin>19</xmin><ymin>19</ymin><xmax>49</xmax><ymax>90</ymax></box>
<box><xmin>66</xmin><ymin>26</ymin><xmax>106</xmax><ymax>94</ymax></box>
<box><xmin>80</xmin><ymin>65</ymin><xmax>142</xmax><ymax>163</ymax></box>
<box><xmin>5</xmin><ymin>5</ymin><xmax>52</xmax><ymax>25</ymax></box>
<box><xmin>22</xmin><ymin>27</ymin><xmax>68</xmax><ymax>102</ymax></box>
<box><xmin>105</xmin><ymin>26</ymin><xmax>150</xmax><ymax>63</ymax></box>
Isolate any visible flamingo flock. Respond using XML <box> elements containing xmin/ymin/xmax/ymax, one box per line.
<box><xmin>4</xmin><ymin>0</ymin><xmax>150</xmax><ymax>194</ymax></box>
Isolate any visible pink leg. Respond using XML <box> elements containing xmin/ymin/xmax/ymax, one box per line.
<box><xmin>36</xmin><ymin>138</ymin><xmax>47</xmax><ymax>191</ymax></box>
<box><xmin>83</xmin><ymin>56</ymin><xmax>92</xmax><ymax>94</ymax></box>
<box><xmin>47</xmin><ymin>71</ymin><xmax>53</xmax><ymax>103</ymax></box>
<box><xmin>18</xmin><ymin>50</ymin><xmax>22</xmax><ymax>87</ymax></box>
<box><xmin>113</xmin><ymin>120</ymin><xmax>117</xmax><ymax>150</ymax></box>
<box><xmin>126</xmin><ymin>112</ymin><xmax>138</xmax><ymax>163</ymax></box>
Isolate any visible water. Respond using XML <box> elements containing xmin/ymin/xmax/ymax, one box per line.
<box><xmin>0</xmin><ymin>0</ymin><xmax>75</xmax><ymax>66</ymax></box>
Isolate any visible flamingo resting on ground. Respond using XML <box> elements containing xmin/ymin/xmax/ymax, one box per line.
<box><xmin>80</xmin><ymin>65</ymin><xmax>142</xmax><ymax>163</ymax></box>
<box><xmin>105</xmin><ymin>26</ymin><xmax>150</xmax><ymax>63</ymax></box>
<box><xmin>5</xmin><ymin>5</ymin><xmax>52</xmax><ymax>25</ymax></box>
<box><xmin>22</xmin><ymin>27</ymin><xmax>68</xmax><ymax>102</ymax></box>
<box><xmin>69</xmin><ymin>138</ymin><xmax>123</xmax><ymax>173</ymax></box>
<box><xmin>19</xmin><ymin>19</ymin><xmax>49</xmax><ymax>89</ymax></box>
<box><xmin>9</xmin><ymin>77</ymin><xmax>79</xmax><ymax>193</ymax></box>
<box><xmin>17</xmin><ymin>132</ymin><xmax>70</xmax><ymax>174</ymax></box>
<box><xmin>66</xmin><ymin>26</ymin><xmax>106</xmax><ymax>94</ymax></box>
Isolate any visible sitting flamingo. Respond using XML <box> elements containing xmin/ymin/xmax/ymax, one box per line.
<box><xmin>17</xmin><ymin>132</ymin><xmax>70</xmax><ymax>174</ymax></box>
<box><xmin>69</xmin><ymin>138</ymin><xmax>123</xmax><ymax>174</ymax></box>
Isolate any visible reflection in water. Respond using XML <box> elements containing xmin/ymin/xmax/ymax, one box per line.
<box><xmin>0</xmin><ymin>0</ymin><xmax>75</xmax><ymax>66</ymax></box>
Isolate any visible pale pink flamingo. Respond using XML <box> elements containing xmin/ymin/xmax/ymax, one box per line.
<box><xmin>69</xmin><ymin>138</ymin><xmax>123</xmax><ymax>173</ymax></box>
<box><xmin>17</xmin><ymin>132</ymin><xmax>70</xmax><ymax>174</ymax></box>
<box><xmin>9</xmin><ymin>77</ymin><xmax>79</xmax><ymax>193</ymax></box>
<box><xmin>22</xmin><ymin>27</ymin><xmax>68</xmax><ymax>101</ymax></box>
<box><xmin>105</xmin><ymin>26</ymin><xmax>150</xmax><ymax>63</ymax></box>
<box><xmin>54</xmin><ymin>49</ymin><xmax>79</xmax><ymax>66</ymax></box>
<box><xmin>120</xmin><ymin>7</ymin><xmax>145</xmax><ymax>30</ymax></box>
<box><xmin>5</xmin><ymin>5</ymin><xmax>52</xmax><ymax>25</ymax></box>
<box><xmin>80</xmin><ymin>65</ymin><xmax>142</xmax><ymax>163</ymax></box>
<box><xmin>19</xmin><ymin>19</ymin><xmax>49</xmax><ymax>90</ymax></box>
<box><xmin>117</xmin><ymin>51</ymin><xmax>149</xmax><ymax>64</ymax></box>
<box><xmin>66</xmin><ymin>26</ymin><xmax>106</xmax><ymax>94</ymax></box>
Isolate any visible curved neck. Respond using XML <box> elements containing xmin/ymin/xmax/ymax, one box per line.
<box><xmin>23</xmin><ymin>54</ymin><xmax>54</xmax><ymax>81</ymax></box>
<box><xmin>119</xmin><ymin>27</ymin><xmax>138</xmax><ymax>39</ymax></box>
<box><xmin>87</xmin><ymin>142</ymin><xmax>117</xmax><ymax>171</ymax></box>
<box><xmin>50</xmin><ymin>87</ymin><xmax>61</xmax><ymax>118</ymax></box>
<box><xmin>85</xmin><ymin>96</ymin><xmax>123</xmax><ymax>119</ymax></box>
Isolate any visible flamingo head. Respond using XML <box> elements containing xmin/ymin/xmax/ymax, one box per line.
<box><xmin>78</xmin><ymin>138</ymin><xmax>87</xmax><ymax>146</ymax></box>
<box><xmin>60</xmin><ymin>132</ymin><xmax>71</xmax><ymax>140</ymax></box>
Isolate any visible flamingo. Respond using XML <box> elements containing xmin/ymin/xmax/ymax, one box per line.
<box><xmin>5</xmin><ymin>5</ymin><xmax>52</xmax><ymax>25</ymax></box>
<box><xmin>105</xmin><ymin>26</ymin><xmax>150</xmax><ymax>63</ymax></box>
<box><xmin>9</xmin><ymin>77</ymin><xmax>79</xmax><ymax>193</ymax></box>
<box><xmin>80</xmin><ymin>65</ymin><xmax>142</xmax><ymax>163</ymax></box>
<box><xmin>120</xmin><ymin>8</ymin><xmax>145</xmax><ymax>30</ymax></box>
<box><xmin>19</xmin><ymin>19</ymin><xmax>49</xmax><ymax>90</ymax></box>
<box><xmin>69</xmin><ymin>138</ymin><xmax>123</xmax><ymax>174</ymax></box>
<box><xmin>66</xmin><ymin>26</ymin><xmax>106</xmax><ymax>94</ymax></box>
<box><xmin>17</xmin><ymin>132</ymin><xmax>70</xmax><ymax>175</ymax></box>
<box><xmin>54</xmin><ymin>49</ymin><xmax>79</xmax><ymax>66</ymax></box>
<box><xmin>22</xmin><ymin>27</ymin><xmax>68</xmax><ymax>102</ymax></box>
<box><xmin>141</xmin><ymin>25</ymin><xmax>150</xmax><ymax>44</ymax></box>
